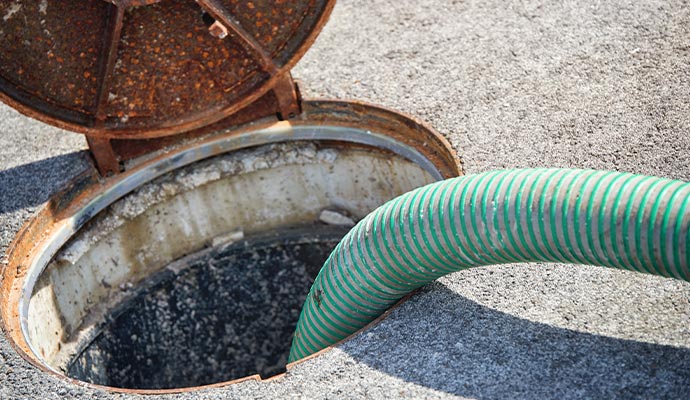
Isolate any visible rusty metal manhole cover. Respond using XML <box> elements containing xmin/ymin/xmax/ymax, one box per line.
<box><xmin>0</xmin><ymin>0</ymin><xmax>334</xmax><ymax>138</ymax></box>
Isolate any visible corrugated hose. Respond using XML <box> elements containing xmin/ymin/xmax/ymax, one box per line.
<box><xmin>289</xmin><ymin>168</ymin><xmax>690</xmax><ymax>362</ymax></box>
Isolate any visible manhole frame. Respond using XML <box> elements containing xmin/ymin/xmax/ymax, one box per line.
<box><xmin>1</xmin><ymin>100</ymin><xmax>461</xmax><ymax>394</ymax></box>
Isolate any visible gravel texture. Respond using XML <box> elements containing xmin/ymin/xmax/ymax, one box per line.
<box><xmin>1</xmin><ymin>0</ymin><xmax>689</xmax><ymax>399</ymax></box>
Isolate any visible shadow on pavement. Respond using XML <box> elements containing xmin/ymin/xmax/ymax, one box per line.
<box><xmin>342</xmin><ymin>282</ymin><xmax>690</xmax><ymax>399</ymax></box>
<box><xmin>0</xmin><ymin>151</ymin><xmax>90</xmax><ymax>214</ymax></box>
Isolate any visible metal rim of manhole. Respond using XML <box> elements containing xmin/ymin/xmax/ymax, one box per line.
<box><xmin>0</xmin><ymin>100</ymin><xmax>461</xmax><ymax>393</ymax></box>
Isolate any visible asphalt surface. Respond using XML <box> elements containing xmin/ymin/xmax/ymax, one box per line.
<box><xmin>1</xmin><ymin>0</ymin><xmax>690</xmax><ymax>399</ymax></box>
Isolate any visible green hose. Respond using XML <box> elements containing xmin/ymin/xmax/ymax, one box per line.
<box><xmin>288</xmin><ymin>168</ymin><xmax>690</xmax><ymax>362</ymax></box>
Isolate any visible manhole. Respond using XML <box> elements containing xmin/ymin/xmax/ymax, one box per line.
<box><xmin>2</xmin><ymin>130</ymin><xmax>459</xmax><ymax>392</ymax></box>
<box><xmin>0</xmin><ymin>0</ymin><xmax>461</xmax><ymax>393</ymax></box>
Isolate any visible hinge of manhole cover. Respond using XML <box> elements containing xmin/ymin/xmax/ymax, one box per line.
<box><xmin>87</xmin><ymin>73</ymin><xmax>303</xmax><ymax>177</ymax></box>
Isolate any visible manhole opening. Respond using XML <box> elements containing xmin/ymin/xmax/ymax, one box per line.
<box><xmin>22</xmin><ymin>139</ymin><xmax>440</xmax><ymax>391</ymax></box>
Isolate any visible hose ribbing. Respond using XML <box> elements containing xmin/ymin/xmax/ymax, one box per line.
<box><xmin>288</xmin><ymin>168</ymin><xmax>690</xmax><ymax>362</ymax></box>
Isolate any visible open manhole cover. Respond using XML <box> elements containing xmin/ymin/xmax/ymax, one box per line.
<box><xmin>0</xmin><ymin>1</ymin><xmax>460</xmax><ymax>393</ymax></box>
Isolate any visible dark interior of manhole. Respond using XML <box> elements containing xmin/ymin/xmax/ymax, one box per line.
<box><xmin>66</xmin><ymin>225</ymin><xmax>348</xmax><ymax>390</ymax></box>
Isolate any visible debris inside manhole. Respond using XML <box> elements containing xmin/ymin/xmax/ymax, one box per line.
<box><xmin>67</xmin><ymin>227</ymin><xmax>347</xmax><ymax>390</ymax></box>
